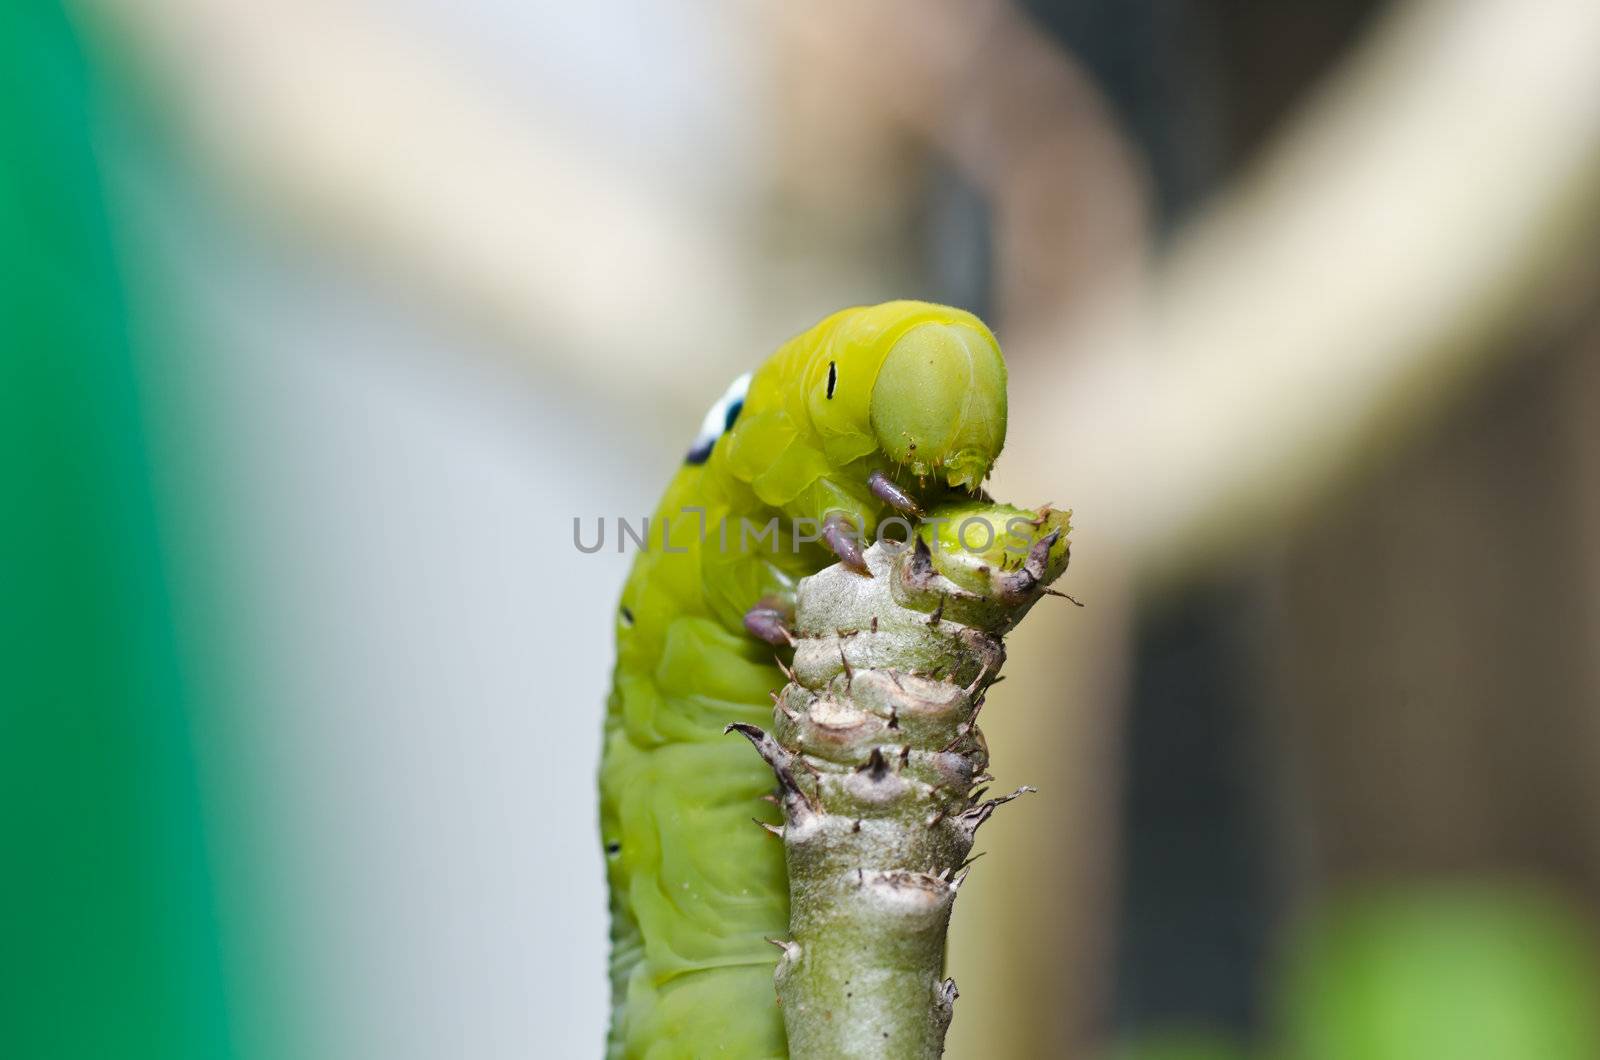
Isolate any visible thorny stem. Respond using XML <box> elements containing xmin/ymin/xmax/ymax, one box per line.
<box><xmin>730</xmin><ymin>504</ymin><xmax>1072</xmax><ymax>1058</ymax></box>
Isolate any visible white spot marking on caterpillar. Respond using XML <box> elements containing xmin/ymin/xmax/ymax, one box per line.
<box><xmin>685</xmin><ymin>370</ymin><xmax>752</xmax><ymax>465</ymax></box>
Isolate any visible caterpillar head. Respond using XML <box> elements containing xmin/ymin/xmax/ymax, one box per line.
<box><xmin>870</xmin><ymin>317</ymin><xmax>1006</xmax><ymax>488</ymax></box>
<box><xmin>806</xmin><ymin>302</ymin><xmax>1007</xmax><ymax>491</ymax></box>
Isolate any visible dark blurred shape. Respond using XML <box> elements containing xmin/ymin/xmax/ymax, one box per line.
<box><xmin>1020</xmin><ymin>0</ymin><xmax>1387</xmax><ymax>222</ymax></box>
<box><xmin>922</xmin><ymin>165</ymin><xmax>994</xmax><ymax>321</ymax></box>
<box><xmin>1113</xmin><ymin>582</ymin><xmax>1272</xmax><ymax>1038</ymax></box>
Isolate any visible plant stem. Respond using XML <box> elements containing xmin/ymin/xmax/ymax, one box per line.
<box><xmin>731</xmin><ymin>504</ymin><xmax>1072</xmax><ymax>1058</ymax></box>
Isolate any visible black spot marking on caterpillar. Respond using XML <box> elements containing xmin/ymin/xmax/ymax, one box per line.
<box><xmin>826</xmin><ymin>361</ymin><xmax>837</xmax><ymax>399</ymax></box>
<box><xmin>620</xmin><ymin>606</ymin><xmax>634</xmax><ymax>627</ymax></box>
<box><xmin>606</xmin><ymin>841</ymin><xmax>622</xmax><ymax>856</ymax></box>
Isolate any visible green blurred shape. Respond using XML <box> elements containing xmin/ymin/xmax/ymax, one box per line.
<box><xmin>1281</xmin><ymin>884</ymin><xmax>1600</xmax><ymax>1060</ymax></box>
<box><xmin>1115</xmin><ymin>1025</ymin><xmax>1250</xmax><ymax>1060</ymax></box>
<box><xmin>0</xmin><ymin>3</ymin><xmax>232</xmax><ymax>1058</ymax></box>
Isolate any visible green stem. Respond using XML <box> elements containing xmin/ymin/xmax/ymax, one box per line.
<box><xmin>731</xmin><ymin>505</ymin><xmax>1071</xmax><ymax>1058</ymax></box>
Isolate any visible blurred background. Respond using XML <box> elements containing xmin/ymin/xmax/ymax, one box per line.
<box><xmin>7</xmin><ymin>1</ymin><xmax>1600</xmax><ymax>1057</ymax></box>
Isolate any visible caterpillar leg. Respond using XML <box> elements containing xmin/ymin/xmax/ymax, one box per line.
<box><xmin>822</xmin><ymin>512</ymin><xmax>871</xmax><ymax>577</ymax></box>
<box><xmin>867</xmin><ymin>469</ymin><xmax>924</xmax><ymax>518</ymax></box>
<box><xmin>743</xmin><ymin>596</ymin><xmax>795</xmax><ymax>646</ymax></box>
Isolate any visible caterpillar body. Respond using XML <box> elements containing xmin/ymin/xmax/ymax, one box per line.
<box><xmin>601</xmin><ymin>301</ymin><xmax>1008</xmax><ymax>1057</ymax></box>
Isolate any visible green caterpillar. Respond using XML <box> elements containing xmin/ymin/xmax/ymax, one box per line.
<box><xmin>601</xmin><ymin>301</ymin><xmax>1009</xmax><ymax>1057</ymax></box>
